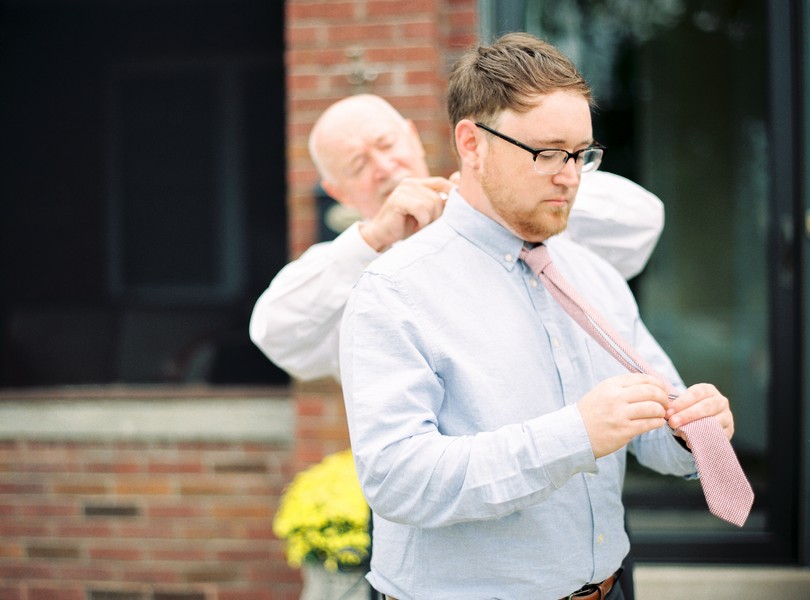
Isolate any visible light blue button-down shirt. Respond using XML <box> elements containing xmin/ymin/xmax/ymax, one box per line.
<box><xmin>340</xmin><ymin>192</ymin><xmax>697</xmax><ymax>600</ymax></box>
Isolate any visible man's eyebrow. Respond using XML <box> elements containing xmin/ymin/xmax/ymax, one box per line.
<box><xmin>346</xmin><ymin>159</ymin><xmax>365</xmax><ymax>173</ymax></box>
<box><xmin>527</xmin><ymin>134</ymin><xmax>594</xmax><ymax>146</ymax></box>
<box><xmin>375</xmin><ymin>130</ymin><xmax>397</xmax><ymax>143</ymax></box>
<box><xmin>343</xmin><ymin>140</ymin><xmax>370</xmax><ymax>163</ymax></box>
<box><xmin>340</xmin><ymin>129</ymin><xmax>399</xmax><ymax>172</ymax></box>
<box><xmin>340</xmin><ymin>151</ymin><xmax>367</xmax><ymax>174</ymax></box>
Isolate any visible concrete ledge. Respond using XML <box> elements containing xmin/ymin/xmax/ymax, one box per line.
<box><xmin>636</xmin><ymin>564</ymin><xmax>810</xmax><ymax>600</ymax></box>
<box><xmin>0</xmin><ymin>396</ymin><xmax>293</xmax><ymax>443</ymax></box>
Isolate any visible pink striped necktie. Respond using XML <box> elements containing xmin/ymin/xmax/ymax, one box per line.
<box><xmin>520</xmin><ymin>244</ymin><xmax>754</xmax><ymax>527</ymax></box>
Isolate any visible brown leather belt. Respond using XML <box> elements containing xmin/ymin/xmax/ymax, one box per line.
<box><xmin>384</xmin><ymin>569</ymin><xmax>621</xmax><ymax>600</ymax></box>
<box><xmin>560</xmin><ymin>568</ymin><xmax>622</xmax><ymax>600</ymax></box>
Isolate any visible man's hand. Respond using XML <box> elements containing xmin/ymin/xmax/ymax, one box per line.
<box><xmin>577</xmin><ymin>374</ymin><xmax>672</xmax><ymax>458</ymax></box>
<box><xmin>359</xmin><ymin>176</ymin><xmax>454</xmax><ymax>251</ymax></box>
<box><xmin>666</xmin><ymin>383</ymin><xmax>735</xmax><ymax>447</ymax></box>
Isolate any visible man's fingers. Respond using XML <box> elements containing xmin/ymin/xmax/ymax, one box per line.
<box><xmin>667</xmin><ymin>383</ymin><xmax>731</xmax><ymax>429</ymax></box>
<box><xmin>409</xmin><ymin>205</ymin><xmax>437</xmax><ymax>229</ymax></box>
<box><xmin>601</xmin><ymin>375</ymin><xmax>671</xmax><ymax>409</ymax></box>
<box><xmin>628</xmin><ymin>417</ymin><xmax>669</xmax><ymax>437</ymax></box>
<box><xmin>626</xmin><ymin>399</ymin><xmax>668</xmax><ymax>421</ymax></box>
<box><xmin>419</xmin><ymin>175</ymin><xmax>455</xmax><ymax>191</ymax></box>
<box><xmin>408</xmin><ymin>176</ymin><xmax>454</xmax><ymax>204</ymax></box>
<box><xmin>664</xmin><ymin>383</ymin><xmax>735</xmax><ymax>441</ymax></box>
<box><xmin>623</xmin><ymin>383</ymin><xmax>670</xmax><ymax>407</ymax></box>
<box><xmin>406</xmin><ymin>195</ymin><xmax>445</xmax><ymax>230</ymax></box>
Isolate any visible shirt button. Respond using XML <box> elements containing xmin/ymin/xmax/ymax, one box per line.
<box><xmin>551</xmin><ymin>337</ymin><xmax>560</xmax><ymax>348</ymax></box>
<box><xmin>505</xmin><ymin>253</ymin><xmax>514</xmax><ymax>263</ymax></box>
<box><xmin>530</xmin><ymin>279</ymin><xmax>538</xmax><ymax>288</ymax></box>
<box><xmin>597</xmin><ymin>534</ymin><xmax>605</xmax><ymax>545</ymax></box>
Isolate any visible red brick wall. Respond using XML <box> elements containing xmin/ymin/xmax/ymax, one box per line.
<box><xmin>284</xmin><ymin>0</ymin><xmax>478</xmax><ymax>472</ymax></box>
<box><xmin>0</xmin><ymin>435</ymin><xmax>298</xmax><ymax>600</ymax></box>
<box><xmin>292</xmin><ymin>379</ymin><xmax>353</xmax><ymax>473</ymax></box>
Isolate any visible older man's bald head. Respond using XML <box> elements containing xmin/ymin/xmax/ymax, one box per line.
<box><xmin>309</xmin><ymin>95</ymin><xmax>408</xmax><ymax>176</ymax></box>
<box><xmin>307</xmin><ymin>94</ymin><xmax>429</xmax><ymax>219</ymax></box>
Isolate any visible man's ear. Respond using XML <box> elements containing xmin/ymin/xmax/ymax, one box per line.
<box><xmin>455</xmin><ymin>119</ymin><xmax>483</xmax><ymax>171</ymax></box>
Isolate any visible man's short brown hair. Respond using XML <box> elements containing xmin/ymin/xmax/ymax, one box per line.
<box><xmin>447</xmin><ymin>32</ymin><xmax>593</xmax><ymax>128</ymax></box>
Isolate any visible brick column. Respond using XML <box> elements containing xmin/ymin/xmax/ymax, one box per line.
<box><xmin>293</xmin><ymin>378</ymin><xmax>351</xmax><ymax>471</ymax></box>
<box><xmin>285</xmin><ymin>0</ymin><xmax>478</xmax><ymax>471</ymax></box>
<box><xmin>285</xmin><ymin>0</ymin><xmax>478</xmax><ymax>258</ymax></box>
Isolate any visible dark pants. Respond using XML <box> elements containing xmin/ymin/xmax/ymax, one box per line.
<box><xmin>607</xmin><ymin>579</ymin><xmax>626</xmax><ymax>600</ymax></box>
<box><xmin>618</xmin><ymin>553</ymin><xmax>635</xmax><ymax>600</ymax></box>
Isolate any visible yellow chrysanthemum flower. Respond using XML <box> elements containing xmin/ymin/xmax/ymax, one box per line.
<box><xmin>273</xmin><ymin>449</ymin><xmax>370</xmax><ymax>571</ymax></box>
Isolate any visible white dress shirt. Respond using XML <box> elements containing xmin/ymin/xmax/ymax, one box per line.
<box><xmin>339</xmin><ymin>191</ymin><xmax>694</xmax><ymax>599</ymax></box>
<box><xmin>249</xmin><ymin>171</ymin><xmax>664</xmax><ymax>381</ymax></box>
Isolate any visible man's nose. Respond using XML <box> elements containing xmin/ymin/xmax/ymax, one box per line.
<box><xmin>552</xmin><ymin>157</ymin><xmax>580</xmax><ymax>186</ymax></box>
<box><xmin>369</xmin><ymin>149</ymin><xmax>397</xmax><ymax>179</ymax></box>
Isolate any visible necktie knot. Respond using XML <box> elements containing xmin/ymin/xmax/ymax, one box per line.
<box><xmin>519</xmin><ymin>244</ymin><xmax>552</xmax><ymax>275</ymax></box>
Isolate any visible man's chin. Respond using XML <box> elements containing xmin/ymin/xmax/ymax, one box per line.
<box><xmin>514</xmin><ymin>215</ymin><xmax>569</xmax><ymax>242</ymax></box>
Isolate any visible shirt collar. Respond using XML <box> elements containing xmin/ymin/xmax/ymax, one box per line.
<box><xmin>442</xmin><ymin>189</ymin><xmax>527</xmax><ymax>272</ymax></box>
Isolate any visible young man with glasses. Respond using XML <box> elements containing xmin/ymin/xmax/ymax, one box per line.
<box><xmin>339</xmin><ymin>33</ymin><xmax>737</xmax><ymax>599</ymax></box>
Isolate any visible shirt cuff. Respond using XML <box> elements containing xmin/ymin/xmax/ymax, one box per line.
<box><xmin>331</xmin><ymin>222</ymin><xmax>382</xmax><ymax>270</ymax></box>
<box><xmin>525</xmin><ymin>404</ymin><xmax>597</xmax><ymax>489</ymax></box>
<box><xmin>669</xmin><ymin>432</ymin><xmax>700</xmax><ymax>479</ymax></box>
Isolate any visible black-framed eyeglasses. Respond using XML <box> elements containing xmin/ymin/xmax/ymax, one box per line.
<box><xmin>475</xmin><ymin>122</ymin><xmax>605</xmax><ymax>175</ymax></box>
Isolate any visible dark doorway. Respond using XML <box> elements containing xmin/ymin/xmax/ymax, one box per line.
<box><xmin>0</xmin><ymin>0</ymin><xmax>289</xmax><ymax>386</ymax></box>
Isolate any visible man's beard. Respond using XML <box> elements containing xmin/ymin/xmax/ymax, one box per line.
<box><xmin>481</xmin><ymin>169</ymin><xmax>570</xmax><ymax>242</ymax></box>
